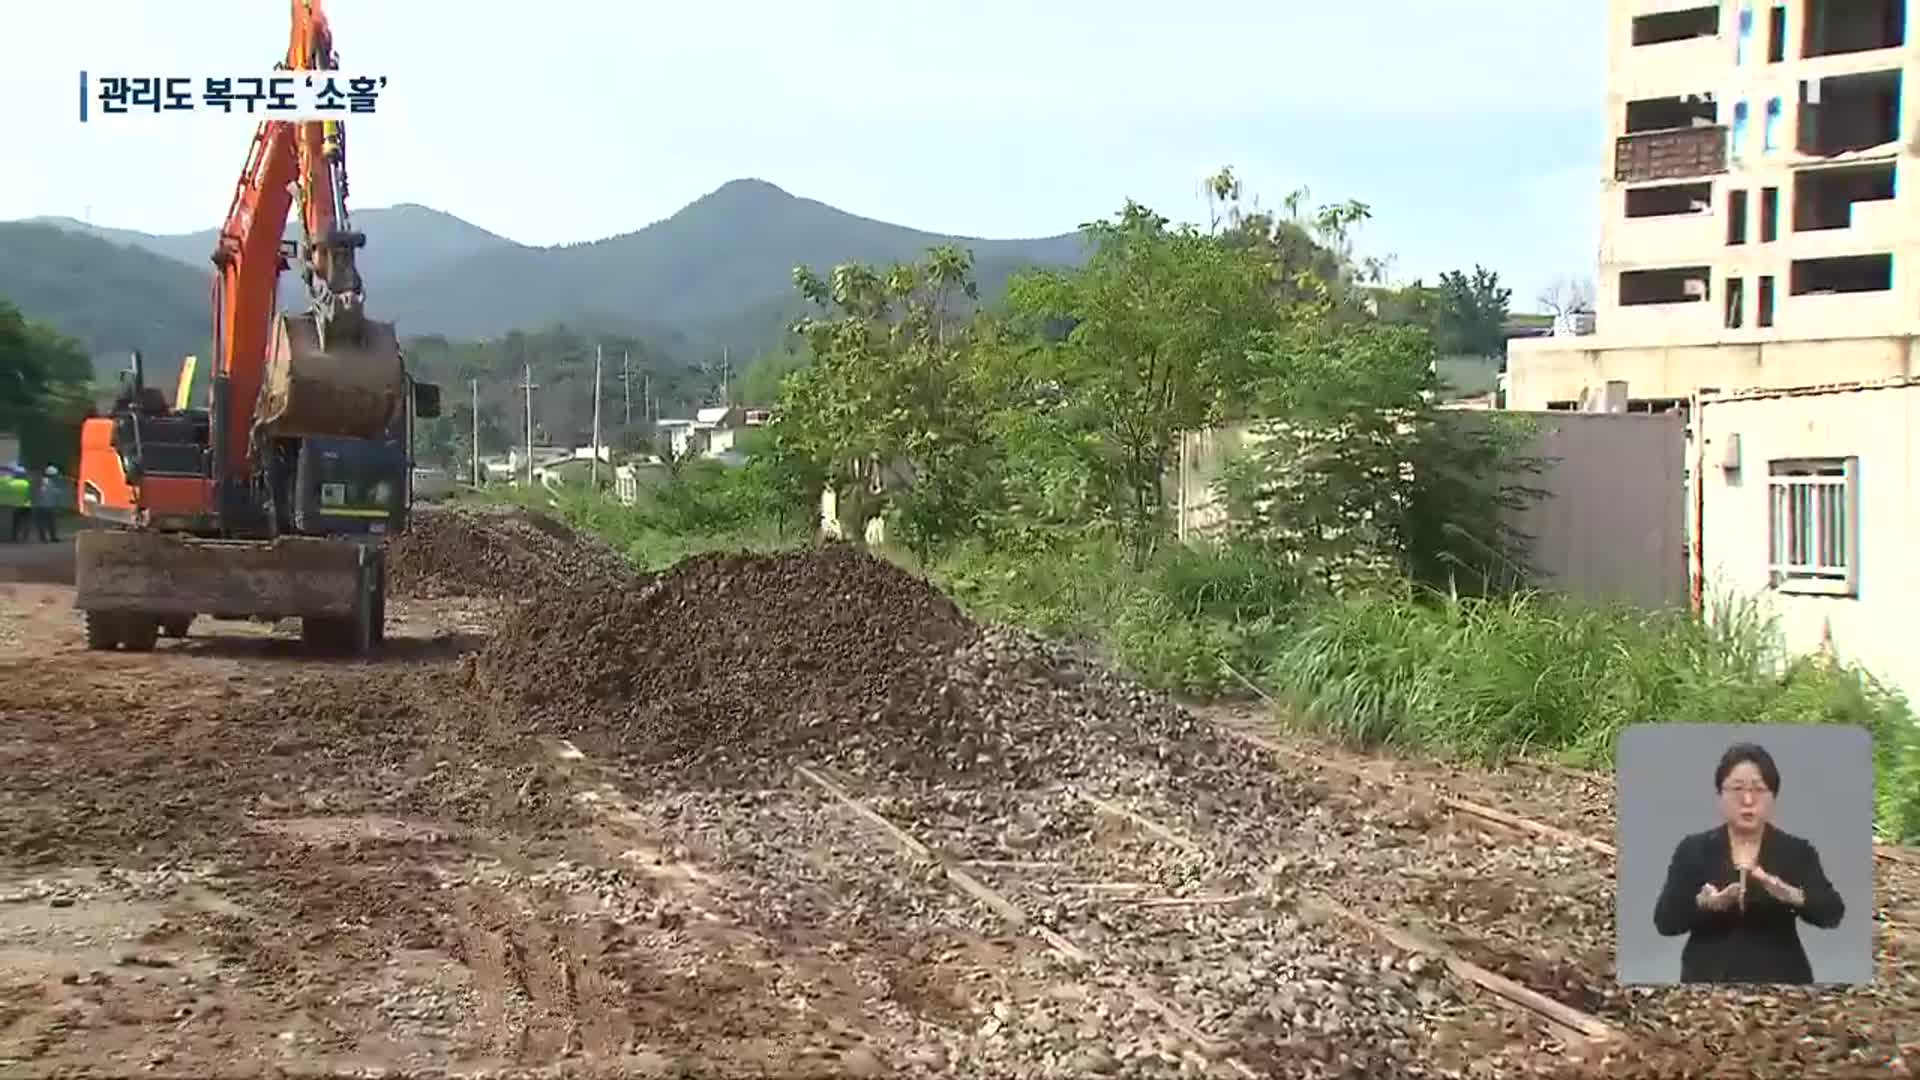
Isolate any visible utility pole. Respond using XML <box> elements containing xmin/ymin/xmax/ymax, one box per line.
<box><xmin>721</xmin><ymin>346</ymin><xmax>730</xmax><ymax>404</ymax></box>
<box><xmin>520</xmin><ymin>362</ymin><xmax>538</xmax><ymax>486</ymax></box>
<box><xmin>642</xmin><ymin>372</ymin><xmax>652</xmax><ymax>424</ymax></box>
<box><xmin>591</xmin><ymin>344</ymin><xmax>604</xmax><ymax>487</ymax></box>
<box><xmin>469</xmin><ymin>378</ymin><xmax>480</xmax><ymax>489</ymax></box>
<box><xmin>621</xmin><ymin>349</ymin><xmax>632</xmax><ymax>426</ymax></box>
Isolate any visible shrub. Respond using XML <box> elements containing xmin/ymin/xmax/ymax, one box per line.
<box><xmin>1263</xmin><ymin>585</ymin><xmax>1920</xmax><ymax>841</ymax></box>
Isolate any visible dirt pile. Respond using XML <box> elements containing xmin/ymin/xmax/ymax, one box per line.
<box><xmin>478</xmin><ymin>543</ymin><xmax>1253</xmax><ymax>788</ymax></box>
<box><xmin>388</xmin><ymin>504</ymin><xmax>639</xmax><ymax>599</ymax></box>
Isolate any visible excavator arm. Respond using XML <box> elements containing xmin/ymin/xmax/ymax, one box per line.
<box><xmin>74</xmin><ymin>0</ymin><xmax>436</xmax><ymax>655</ymax></box>
<box><xmin>208</xmin><ymin>0</ymin><xmax>406</xmax><ymax>527</ymax></box>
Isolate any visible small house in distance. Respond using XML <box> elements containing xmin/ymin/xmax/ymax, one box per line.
<box><xmin>654</xmin><ymin>406</ymin><xmax>773</xmax><ymax>461</ymax></box>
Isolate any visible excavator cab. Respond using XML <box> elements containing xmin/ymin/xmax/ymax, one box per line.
<box><xmin>80</xmin><ymin>354</ymin><xmax>213</xmax><ymax>529</ymax></box>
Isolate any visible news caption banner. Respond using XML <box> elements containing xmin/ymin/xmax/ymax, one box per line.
<box><xmin>78</xmin><ymin>74</ymin><xmax>389</xmax><ymax>121</ymax></box>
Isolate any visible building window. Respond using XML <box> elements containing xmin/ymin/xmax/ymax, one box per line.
<box><xmin>1737</xmin><ymin>3</ymin><xmax>1755</xmax><ymax>63</ymax></box>
<box><xmin>1792</xmin><ymin>161</ymin><xmax>1896</xmax><ymax>231</ymax></box>
<box><xmin>1725</xmin><ymin>277</ymin><xmax>1746</xmax><ymax>327</ymax></box>
<box><xmin>1626</xmin><ymin>182</ymin><xmax>1713</xmax><ymax>217</ymax></box>
<box><xmin>1633</xmin><ymin>6</ymin><xmax>1721</xmax><ymax>45</ymax></box>
<box><xmin>1732</xmin><ymin>100</ymin><xmax>1751</xmax><ymax>160</ymax></box>
<box><xmin>1802</xmin><ymin>0</ymin><xmax>1905</xmax><ymax>57</ymax></box>
<box><xmin>1760</xmin><ymin>186</ymin><xmax>1780</xmax><ymax>241</ymax></box>
<box><xmin>1621</xmin><ymin>266</ymin><xmax>1712</xmax><ymax>304</ymax></box>
<box><xmin>1728</xmin><ymin>189</ymin><xmax>1749</xmax><ymax>244</ymax></box>
<box><xmin>1763</xmin><ymin>97</ymin><xmax>1783</xmax><ymax>150</ymax></box>
<box><xmin>1767</xmin><ymin>457</ymin><xmax>1859</xmax><ymax>596</ymax></box>
<box><xmin>1791</xmin><ymin>253</ymin><xmax>1893</xmax><ymax>294</ymax></box>
<box><xmin>1768</xmin><ymin>3</ymin><xmax>1788</xmax><ymax>62</ymax></box>
<box><xmin>1758</xmin><ymin>275</ymin><xmax>1776</xmax><ymax>325</ymax></box>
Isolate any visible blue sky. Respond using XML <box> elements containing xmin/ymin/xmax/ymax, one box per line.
<box><xmin>0</xmin><ymin>0</ymin><xmax>1608</xmax><ymax>308</ymax></box>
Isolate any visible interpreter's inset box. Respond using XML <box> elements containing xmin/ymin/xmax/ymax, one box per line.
<box><xmin>1615</xmin><ymin>723</ymin><xmax>1873</xmax><ymax>986</ymax></box>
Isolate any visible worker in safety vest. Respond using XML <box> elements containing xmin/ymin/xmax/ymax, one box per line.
<box><xmin>31</xmin><ymin>465</ymin><xmax>67</xmax><ymax>542</ymax></box>
<box><xmin>0</xmin><ymin>466</ymin><xmax>30</xmax><ymax>542</ymax></box>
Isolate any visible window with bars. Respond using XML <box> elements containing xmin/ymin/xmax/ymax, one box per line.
<box><xmin>1767</xmin><ymin>457</ymin><xmax>1859</xmax><ymax>596</ymax></box>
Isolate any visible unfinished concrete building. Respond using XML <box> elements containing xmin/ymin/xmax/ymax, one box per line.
<box><xmin>1507</xmin><ymin>0</ymin><xmax>1918</xmax><ymax>410</ymax></box>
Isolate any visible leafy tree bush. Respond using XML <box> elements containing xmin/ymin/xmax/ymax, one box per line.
<box><xmin>0</xmin><ymin>298</ymin><xmax>95</xmax><ymax>470</ymax></box>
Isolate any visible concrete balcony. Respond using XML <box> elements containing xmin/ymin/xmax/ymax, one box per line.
<box><xmin>1615</xmin><ymin>34</ymin><xmax>1730</xmax><ymax>100</ymax></box>
<box><xmin>1605</xmin><ymin>205</ymin><xmax>1722</xmax><ymax>266</ymax></box>
<box><xmin>1778</xmin><ymin>280</ymin><xmax>1917</xmax><ymax>338</ymax></box>
<box><xmin>1786</xmin><ymin>197</ymin><xmax>1904</xmax><ymax>257</ymax></box>
<box><xmin>1601</xmin><ymin>297</ymin><xmax>1727</xmax><ymax>344</ymax></box>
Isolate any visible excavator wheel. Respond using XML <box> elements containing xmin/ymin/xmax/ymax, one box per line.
<box><xmin>370</xmin><ymin>579</ymin><xmax>386</xmax><ymax>645</ymax></box>
<box><xmin>83</xmin><ymin>610</ymin><xmax>121</xmax><ymax>651</ymax></box>
<box><xmin>301</xmin><ymin>615</ymin><xmax>359</xmax><ymax>656</ymax></box>
<box><xmin>119</xmin><ymin>616</ymin><xmax>161</xmax><ymax>653</ymax></box>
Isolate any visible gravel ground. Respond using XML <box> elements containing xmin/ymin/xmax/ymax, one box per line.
<box><xmin>8</xmin><ymin>513</ymin><xmax>1917</xmax><ymax>1078</ymax></box>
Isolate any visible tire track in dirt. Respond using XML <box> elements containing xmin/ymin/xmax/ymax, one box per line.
<box><xmin>534</xmin><ymin>738</ymin><xmax>1090</xmax><ymax>1076</ymax></box>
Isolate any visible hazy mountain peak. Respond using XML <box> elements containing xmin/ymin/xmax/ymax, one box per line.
<box><xmin>5</xmin><ymin>178</ymin><xmax>1092</xmax><ymax>370</ymax></box>
<box><xmin>708</xmin><ymin>178</ymin><xmax>793</xmax><ymax>199</ymax></box>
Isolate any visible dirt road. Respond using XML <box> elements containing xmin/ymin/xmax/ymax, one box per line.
<box><xmin>1</xmin><ymin>509</ymin><xmax>1915</xmax><ymax>1078</ymax></box>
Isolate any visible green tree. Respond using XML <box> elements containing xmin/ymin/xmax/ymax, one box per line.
<box><xmin>1202</xmin><ymin>167</ymin><xmax>1381</xmax><ymax>312</ymax></box>
<box><xmin>0</xmin><ymin>298</ymin><xmax>95</xmax><ymax>470</ymax></box>
<box><xmin>1005</xmin><ymin>200</ymin><xmax>1289</xmax><ymax>565</ymax></box>
<box><xmin>733</xmin><ymin>345</ymin><xmax>808</xmax><ymax>408</ymax></box>
<box><xmin>1431</xmin><ymin>265</ymin><xmax>1512</xmax><ymax>358</ymax></box>
<box><xmin>1220</xmin><ymin>301</ymin><xmax>1544</xmax><ymax>593</ymax></box>
<box><xmin>776</xmin><ymin>245</ymin><xmax>997</xmax><ymax>558</ymax></box>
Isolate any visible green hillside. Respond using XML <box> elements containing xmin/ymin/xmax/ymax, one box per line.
<box><xmin>0</xmin><ymin>223</ymin><xmax>208</xmax><ymax>379</ymax></box>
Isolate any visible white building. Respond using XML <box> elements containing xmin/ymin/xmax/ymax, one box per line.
<box><xmin>1693</xmin><ymin>376</ymin><xmax>1919</xmax><ymax>704</ymax></box>
<box><xmin>655</xmin><ymin>406</ymin><xmax>772</xmax><ymax>461</ymax></box>
<box><xmin>1508</xmin><ymin>0</ymin><xmax>1920</xmax><ymax>411</ymax></box>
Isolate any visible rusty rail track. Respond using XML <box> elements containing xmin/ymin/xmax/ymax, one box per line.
<box><xmin>1072</xmin><ymin>785</ymin><xmax>1624</xmax><ymax>1055</ymax></box>
<box><xmin>796</xmin><ymin>764</ymin><xmax>1260</xmax><ymax>1079</ymax></box>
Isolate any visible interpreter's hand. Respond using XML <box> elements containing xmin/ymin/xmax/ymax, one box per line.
<box><xmin>1696</xmin><ymin>880</ymin><xmax>1742</xmax><ymax>912</ymax></box>
<box><xmin>1746</xmin><ymin>864</ymin><xmax>1806</xmax><ymax>907</ymax></box>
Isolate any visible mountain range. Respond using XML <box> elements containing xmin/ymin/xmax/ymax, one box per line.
<box><xmin>2</xmin><ymin>179</ymin><xmax>1089</xmax><ymax>375</ymax></box>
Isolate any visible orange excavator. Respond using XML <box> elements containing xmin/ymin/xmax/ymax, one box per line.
<box><xmin>73</xmin><ymin>0</ymin><xmax>439</xmax><ymax>654</ymax></box>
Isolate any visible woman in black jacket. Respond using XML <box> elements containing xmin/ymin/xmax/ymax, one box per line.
<box><xmin>1652</xmin><ymin>742</ymin><xmax>1847</xmax><ymax>984</ymax></box>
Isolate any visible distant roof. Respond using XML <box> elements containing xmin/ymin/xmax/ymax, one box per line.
<box><xmin>695</xmin><ymin>406</ymin><xmax>733</xmax><ymax>424</ymax></box>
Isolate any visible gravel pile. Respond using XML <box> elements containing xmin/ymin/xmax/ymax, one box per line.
<box><xmin>387</xmin><ymin>504</ymin><xmax>639</xmax><ymax>599</ymax></box>
<box><xmin>477</xmin><ymin>545</ymin><xmax>1270</xmax><ymax>790</ymax></box>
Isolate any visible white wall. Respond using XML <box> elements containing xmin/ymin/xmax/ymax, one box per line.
<box><xmin>1695</xmin><ymin>380</ymin><xmax>1920</xmax><ymax>703</ymax></box>
<box><xmin>1167</xmin><ymin>413</ymin><xmax>1689</xmax><ymax>609</ymax></box>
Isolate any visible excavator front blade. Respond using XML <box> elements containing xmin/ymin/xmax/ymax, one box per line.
<box><xmin>74</xmin><ymin>529</ymin><xmax>377</xmax><ymax>621</ymax></box>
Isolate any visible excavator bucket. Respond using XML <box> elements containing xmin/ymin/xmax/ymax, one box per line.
<box><xmin>257</xmin><ymin>311</ymin><xmax>406</xmax><ymax>440</ymax></box>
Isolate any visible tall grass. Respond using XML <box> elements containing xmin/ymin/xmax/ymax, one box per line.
<box><xmin>921</xmin><ymin>537</ymin><xmax>1303</xmax><ymax>694</ymax></box>
<box><xmin>1262</xmin><ymin>584</ymin><xmax>1920</xmax><ymax>841</ymax></box>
